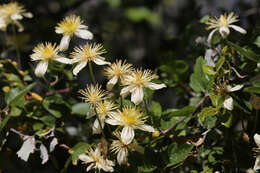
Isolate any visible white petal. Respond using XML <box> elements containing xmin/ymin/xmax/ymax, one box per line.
<box><xmin>92</xmin><ymin>118</ymin><xmax>104</xmax><ymax>134</ymax></box>
<box><xmin>105</xmin><ymin>118</ymin><xmax>120</xmax><ymax>126</ymax></box>
<box><xmin>14</xmin><ymin>21</ymin><xmax>24</xmax><ymax>32</ymax></box>
<box><xmin>72</xmin><ymin>62</ymin><xmax>87</xmax><ymax>75</ymax></box>
<box><xmin>204</xmin><ymin>49</ymin><xmax>216</xmax><ymax>67</ymax></box>
<box><xmin>79</xmin><ymin>154</ymin><xmax>93</xmax><ymax>163</ymax></box>
<box><xmin>219</xmin><ymin>26</ymin><xmax>230</xmax><ymax>38</ymax></box>
<box><xmin>229</xmin><ymin>25</ymin><xmax>247</xmax><ymax>34</ymax></box>
<box><xmin>223</xmin><ymin>97</ymin><xmax>233</xmax><ymax>111</ymax></box>
<box><xmin>120</xmin><ymin>86</ymin><xmax>134</xmax><ymax>98</ymax></box>
<box><xmin>254</xmin><ymin>156</ymin><xmax>260</xmax><ymax>171</ymax></box>
<box><xmin>227</xmin><ymin>84</ymin><xmax>244</xmax><ymax>92</ymax></box>
<box><xmin>131</xmin><ymin>87</ymin><xmax>144</xmax><ymax>105</ymax></box>
<box><xmin>79</xmin><ymin>24</ymin><xmax>88</xmax><ymax>29</ymax></box>
<box><xmin>93</xmin><ymin>57</ymin><xmax>111</xmax><ymax>65</ymax></box>
<box><xmin>17</xmin><ymin>137</ymin><xmax>36</xmax><ymax>162</ymax></box>
<box><xmin>254</xmin><ymin>134</ymin><xmax>260</xmax><ymax>148</ymax></box>
<box><xmin>137</xmin><ymin>124</ymin><xmax>155</xmax><ymax>132</ymax></box>
<box><xmin>54</xmin><ymin>55</ymin><xmax>71</xmax><ymax>64</ymax></box>
<box><xmin>117</xmin><ymin>148</ymin><xmax>128</xmax><ymax>165</ymax></box>
<box><xmin>59</xmin><ymin>35</ymin><xmax>71</xmax><ymax>51</ymax></box>
<box><xmin>147</xmin><ymin>82</ymin><xmax>166</xmax><ymax>90</ymax></box>
<box><xmin>40</xmin><ymin>144</ymin><xmax>49</xmax><ymax>164</ymax></box>
<box><xmin>87</xmin><ymin>163</ymin><xmax>95</xmax><ymax>171</ymax></box>
<box><xmin>35</xmin><ymin>61</ymin><xmax>48</xmax><ymax>77</ymax></box>
<box><xmin>207</xmin><ymin>28</ymin><xmax>218</xmax><ymax>43</ymax></box>
<box><xmin>49</xmin><ymin>138</ymin><xmax>58</xmax><ymax>152</ymax></box>
<box><xmin>11</xmin><ymin>14</ymin><xmax>23</xmax><ymax>20</ymax></box>
<box><xmin>121</xmin><ymin>126</ymin><xmax>135</xmax><ymax>145</ymax></box>
<box><xmin>107</xmin><ymin>76</ymin><xmax>118</xmax><ymax>90</ymax></box>
<box><xmin>75</xmin><ymin>29</ymin><xmax>93</xmax><ymax>40</ymax></box>
<box><xmin>55</xmin><ymin>28</ymin><xmax>64</xmax><ymax>34</ymax></box>
<box><xmin>23</xmin><ymin>12</ymin><xmax>33</xmax><ymax>18</ymax></box>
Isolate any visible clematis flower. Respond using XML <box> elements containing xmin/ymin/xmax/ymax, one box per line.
<box><xmin>206</xmin><ymin>12</ymin><xmax>246</xmax><ymax>43</ymax></box>
<box><xmin>105</xmin><ymin>107</ymin><xmax>155</xmax><ymax>144</ymax></box>
<box><xmin>79</xmin><ymin>84</ymin><xmax>107</xmax><ymax>108</ymax></box>
<box><xmin>92</xmin><ymin>100</ymin><xmax>117</xmax><ymax>134</ymax></box>
<box><xmin>30</xmin><ymin>42</ymin><xmax>70</xmax><ymax>77</ymax></box>
<box><xmin>254</xmin><ymin>134</ymin><xmax>260</xmax><ymax>171</ymax></box>
<box><xmin>79</xmin><ymin>146</ymin><xmax>114</xmax><ymax>172</ymax></box>
<box><xmin>55</xmin><ymin>15</ymin><xmax>93</xmax><ymax>51</ymax></box>
<box><xmin>111</xmin><ymin>131</ymin><xmax>144</xmax><ymax>165</ymax></box>
<box><xmin>103</xmin><ymin>59</ymin><xmax>133</xmax><ymax>90</ymax></box>
<box><xmin>223</xmin><ymin>84</ymin><xmax>244</xmax><ymax>110</ymax></box>
<box><xmin>0</xmin><ymin>2</ymin><xmax>33</xmax><ymax>32</ymax></box>
<box><xmin>70</xmin><ymin>43</ymin><xmax>110</xmax><ymax>75</ymax></box>
<box><xmin>120</xmin><ymin>69</ymin><xmax>166</xmax><ymax>105</ymax></box>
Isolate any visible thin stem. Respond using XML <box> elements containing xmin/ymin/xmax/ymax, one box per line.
<box><xmin>12</xmin><ymin>24</ymin><xmax>21</xmax><ymax>68</ymax></box>
<box><xmin>94</xmin><ymin>107</ymin><xmax>105</xmax><ymax>138</ymax></box>
<box><xmin>88</xmin><ymin>62</ymin><xmax>96</xmax><ymax>83</ymax></box>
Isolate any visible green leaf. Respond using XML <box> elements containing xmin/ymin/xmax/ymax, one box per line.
<box><xmin>165</xmin><ymin>106</ymin><xmax>196</xmax><ymax>117</ymax></box>
<box><xmin>72</xmin><ymin>103</ymin><xmax>91</xmax><ymax>116</ymax></box>
<box><xmin>40</xmin><ymin>115</ymin><xmax>56</xmax><ymax>127</ymax></box>
<box><xmin>125</xmin><ymin>7</ymin><xmax>161</xmax><ymax>24</ymax></box>
<box><xmin>150</xmin><ymin>101</ymin><xmax>162</xmax><ymax>117</ymax></box>
<box><xmin>5</xmin><ymin>82</ymin><xmax>36</xmax><ymax>105</ymax></box>
<box><xmin>227</xmin><ymin>41</ymin><xmax>260</xmax><ymax>62</ymax></box>
<box><xmin>10</xmin><ymin>106</ymin><xmax>22</xmax><ymax>117</ymax></box>
<box><xmin>254</xmin><ymin>36</ymin><xmax>260</xmax><ymax>48</ymax></box>
<box><xmin>71</xmin><ymin>142</ymin><xmax>91</xmax><ymax>163</ymax></box>
<box><xmin>199</xmin><ymin>106</ymin><xmax>218</xmax><ymax>122</ymax></box>
<box><xmin>243</xmin><ymin>86</ymin><xmax>260</xmax><ymax>94</ymax></box>
<box><xmin>215</xmin><ymin>56</ymin><xmax>225</xmax><ymax>72</ymax></box>
<box><xmin>42</xmin><ymin>95</ymin><xmax>70</xmax><ymax>118</ymax></box>
<box><xmin>209</xmin><ymin>93</ymin><xmax>225</xmax><ymax>107</ymax></box>
<box><xmin>190</xmin><ymin>57</ymin><xmax>214</xmax><ymax>93</ymax></box>
<box><xmin>200</xmin><ymin>15</ymin><xmax>209</xmax><ymax>23</ymax></box>
<box><xmin>167</xmin><ymin>143</ymin><xmax>194</xmax><ymax>167</ymax></box>
<box><xmin>203</xmin><ymin>64</ymin><xmax>216</xmax><ymax>75</ymax></box>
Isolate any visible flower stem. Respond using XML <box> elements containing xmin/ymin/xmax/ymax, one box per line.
<box><xmin>88</xmin><ymin>62</ymin><xmax>96</xmax><ymax>84</ymax></box>
<box><xmin>12</xmin><ymin>24</ymin><xmax>21</xmax><ymax>68</ymax></box>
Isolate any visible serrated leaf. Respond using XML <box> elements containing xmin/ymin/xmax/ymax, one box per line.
<box><xmin>167</xmin><ymin>143</ymin><xmax>194</xmax><ymax>167</ymax></box>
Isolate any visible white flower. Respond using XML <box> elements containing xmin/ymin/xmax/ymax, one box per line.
<box><xmin>55</xmin><ymin>15</ymin><xmax>93</xmax><ymax>51</ymax></box>
<box><xmin>120</xmin><ymin>69</ymin><xmax>166</xmax><ymax>105</ymax></box>
<box><xmin>70</xmin><ymin>43</ymin><xmax>110</xmax><ymax>75</ymax></box>
<box><xmin>206</xmin><ymin>12</ymin><xmax>246</xmax><ymax>43</ymax></box>
<box><xmin>30</xmin><ymin>42</ymin><xmax>70</xmax><ymax>77</ymax></box>
<box><xmin>93</xmin><ymin>100</ymin><xmax>117</xmax><ymax>134</ymax></box>
<box><xmin>111</xmin><ymin>131</ymin><xmax>144</xmax><ymax>165</ymax></box>
<box><xmin>79</xmin><ymin>146</ymin><xmax>114</xmax><ymax>172</ymax></box>
<box><xmin>17</xmin><ymin>136</ymin><xmax>36</xmax><ymax>162</ymax></box>
<box><xmin>103</xmin><ymin>60</ymin><xmax>133</xmax><ymax>90</ymax></box>
<box><xmin>106</xmin><ymin>107</ymin><xmax>155</xmax><ymax>144</ymax></box>
<box><xmin>223</xmin><ymin>84</ymin><xmax>244</xmax><ymax>110</ymax></box>
<box><xmin>0</xmin><ymin>2</ymin><xmax>33</xmax><ymax>32</ymax></box>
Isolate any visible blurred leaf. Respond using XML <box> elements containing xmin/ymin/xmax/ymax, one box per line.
<box><xmin>125</xmin><ymin>7</ymin><xmax>161</xmax><ymax>24</ymax></box>
<box><xmin>203</xmin><ymin>64</ymin><xmax>216</xmax><ymax>75</ymax></box>
<box><xmin>254</xmin><ymin>36</ymin><xmax>260</xmax><ymax>48</ymax></box>
<box><xmin>165</xmin><ymin>106</ymin><xmax>195</xmax><ymax>117</ymax></box>
<box><xmin>167</xmin><ymin>143</ymin><xmax>194</xmax><ymax>167</ymax></box>
<box><xmin>10</xmin><ymin>106</ymin><xmax>22</xmax><ymax>117</ymax></box>
<box><xmin>71</xmin><ymin>142</ymin><xmax>91</xmax><ymax>163</ymax></box>
<box><xmin>215</xmin><ymin>56</ymin><xmax>225</xmax><ymax>72</ymax></box>
<box><xmin>243</xmin><ymin>86</ymin><xmax>260</xmax><ymax>94</ymax></box>
<box><xmin>40</xmin><ymin>116</ymin><xmax>56</xmax><ymax>127</ymax></box>
<box><xmin>107</xmin><ymin>0</ymin><xmax>120</xmax><ymax>8</ymax></box>
<box><xmin>150</xmin><ymin>101</ymin><xmax>162</xmax><ymax>117</ymax></box>
<box><xmin>72</xmin><ymin>103</ymin><xmax>91</xmax><ymax>116</ymax></box>
<box><xmin>5</xmin><ymin>83</ymin><xmax>36</xmax><ymax>106</ymax></box>
<box><xmin>190</xmin><ymin>57</ymin><xmax>214</xmax><ymax>93</ymax></box>
<box><xmin>209</xmin><ymin>93</ymin><xmax>224</xmax><ymax>107</ymax></box>
<box><xmin>199</xmin><ymin>106</ymin><xmax>218</xmax><ymax>122</ymax></box>
<box><xmin>204</xmin><ymin>116</ymin><xmax>217</xmax><ymax>129</ymax></box>
<box><xmin>227</xmin><ymin>41</ymin><xmax>260</xmax><ymax>62</ymax></box>
<box><xmin>200</xmin><ymin>15</ymin><xmax>209</xmax><ymax>23</ymax></box>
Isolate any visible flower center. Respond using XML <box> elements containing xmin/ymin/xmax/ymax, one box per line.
<box><xmin>42</xmin><ymin>47</ymin><xmax>55</xmax><ymax>61</ymax></box>
<box><xmin>218</xmin><ymin>15</ymin><xmax>228</xmax><ymax>27</ymax></box>
<box><xmin>122</xmin><ymin>109</ymin><xmax>140</xmax><ymax>126</ymax></box>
